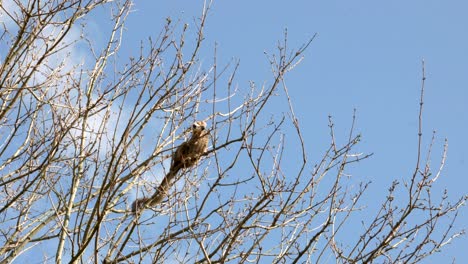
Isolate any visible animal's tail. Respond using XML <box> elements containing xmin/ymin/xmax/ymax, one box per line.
<box><xmin>131</xmin><ymin>167</ymin><xmax>180</xmax><ymax>214</ymax></box>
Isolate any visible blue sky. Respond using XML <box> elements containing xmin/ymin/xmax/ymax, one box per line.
<box><xmin>3</xmin><ymin>0</ymin><xmax>468</xmax><ymax>262</ymax></box>
<box><xmin>114</xmin><ymin>0</ymin><xmax>468</xmax><ymax>262</ymax></box>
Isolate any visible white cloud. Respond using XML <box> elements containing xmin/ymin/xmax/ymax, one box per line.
<box><xmin>0</xmin><ymin>0</ymin><xmax>20</xmax><ymax>30</ymax></box>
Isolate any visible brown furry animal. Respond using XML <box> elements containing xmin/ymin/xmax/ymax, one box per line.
<box><xmin>132</xmin><ymin>121</ymin><xmax>209</xmax><ymax>214</ymax></box>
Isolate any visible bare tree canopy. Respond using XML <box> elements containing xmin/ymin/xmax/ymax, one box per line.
<box><xmin>0</xmin><ymin>0</ymin><xmax>466</xmax><ymax>263</ymax></box>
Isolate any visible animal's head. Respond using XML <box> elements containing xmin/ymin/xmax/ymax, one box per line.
<box><xmin>191</xmin><ymin>120</ymin><xmax>207</xmax><ymax>135</ymax></box>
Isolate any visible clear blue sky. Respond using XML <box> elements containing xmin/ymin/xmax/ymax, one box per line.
<box><xmin>123</xmin><ymin>0</ymin><xmax>467</xmax><ymax>262</ymax></box>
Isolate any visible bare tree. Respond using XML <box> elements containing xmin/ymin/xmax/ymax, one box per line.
<box><xmin>0</xmin><ymin>0</ymin><xmax>465</xmax><ymax>263</ymax></box>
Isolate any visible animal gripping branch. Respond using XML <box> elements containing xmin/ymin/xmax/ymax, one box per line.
<box><xmin>131</xmin><ymin>121</ymin><xmax>209</xmax><ymax>214</ymax></box>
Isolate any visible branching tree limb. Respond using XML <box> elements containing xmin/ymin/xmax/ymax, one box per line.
<box><xmin>0</xmin><ymin>1</ymin><xmax>465</xmax><ymax>263</ymax></box>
